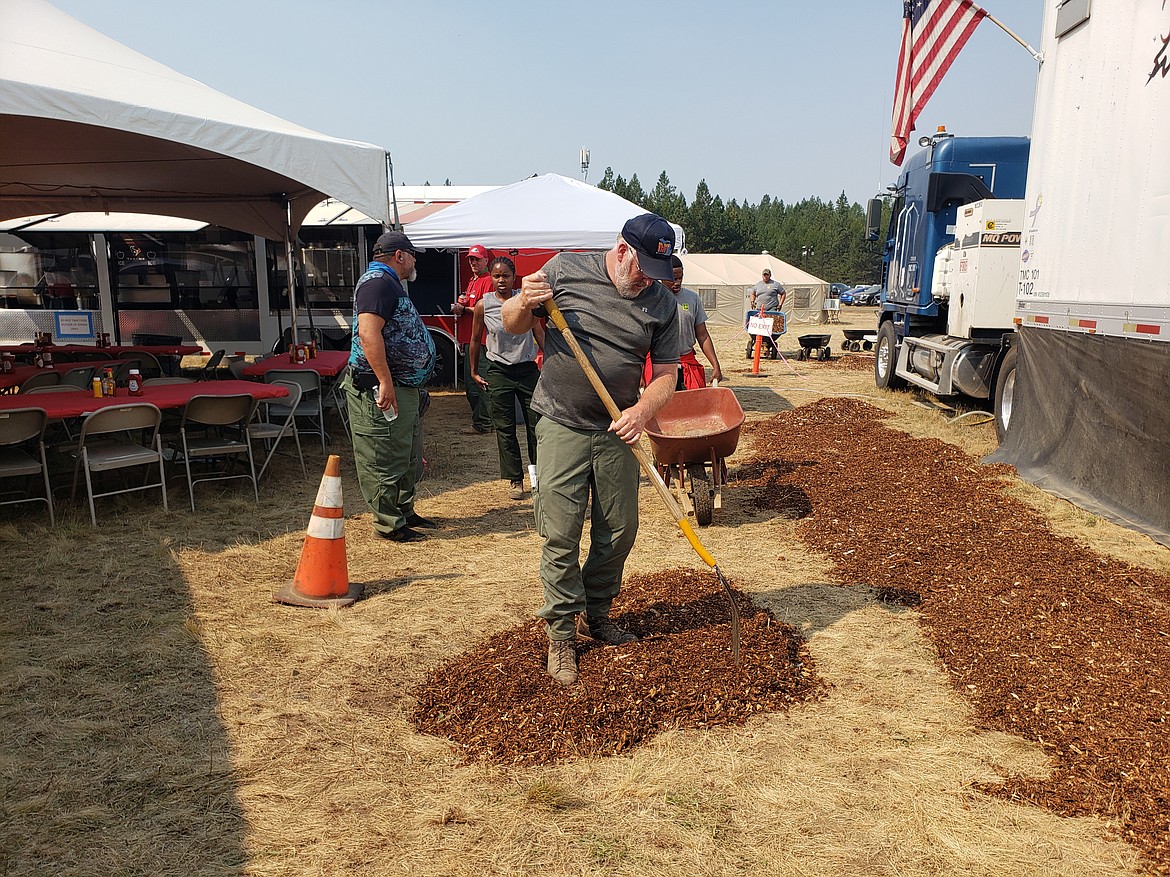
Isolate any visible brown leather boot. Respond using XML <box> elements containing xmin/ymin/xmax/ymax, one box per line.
<box><xmin>575</xmin><ymin>613</ymin><xmax>637</xmax><ymax>645</ymax></box>
<box><xmin>547</xmin><ymin>638</ymin><xmax>578</xmax><ymax>685</ymax></box>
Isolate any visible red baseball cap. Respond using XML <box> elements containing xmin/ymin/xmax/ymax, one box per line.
<box><xmin>467</xmin><ymin>244</ymin><xmax>491</xmax><ymax>260</ymax></box>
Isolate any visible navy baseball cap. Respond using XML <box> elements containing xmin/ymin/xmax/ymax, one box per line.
<box><xmin>373</xmin><ymin>230</ymin><xmax>424</xmax><ymax>257</ymax></box>
<box><xmin>621</xmin><ymin>213</ymin><xmax>676</xmax><ymax>281</ymax></box>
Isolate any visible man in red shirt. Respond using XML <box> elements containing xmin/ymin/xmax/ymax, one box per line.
<box><xmin>451</xmin><ymin>244</ymin><xmax>494</xmax><ymax>434</ymax></box>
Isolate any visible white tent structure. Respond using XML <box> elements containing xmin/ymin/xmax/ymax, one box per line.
<box><xmin>404</xmin><ymin>173</ymin><xmax>685</xmax><ymax>251</ymax></box>
<box><xmin>0</xmin><ymin>0</ymin><xmax>390</xmax><ymax>242</ymax></box>
<box><xmin>679</xmin><ymin>253</ymin><xmax>828</xmax><ymax>328</ymax></box>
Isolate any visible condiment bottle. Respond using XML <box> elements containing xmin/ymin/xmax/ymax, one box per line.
<box><xmin>295</xmin><ymin>344</ymin><xmax>307</xmax><ymax>364</ymax></box>
<box><xmin>33</xmin><ymin>350</ymin><xmax>44</xmax><ymax>369</ymax></box>
<box><xmin>1</xmin><ymin>352</ymin><xmax>13</xmax><ymax>373</ymax></box>
<box><xmin>102</xmin><ymin>367</ymin><xmax>115</xmax><ymax>397</ymax></box>
<box><xmin>127</xmin><ymin>368</ymin><xmax>143</xmax><ymax>396</ymax></box>
<box><xmin>307</xmin><ymin>338</ymin><xmax>317</xmax><ymax>359</ymax></box>
<box><xmin>288</xmin><ymin>344</ymin><xmax>296</xmax><ymax>363</ymax></box>
<box><xmin>92</xmin><ymin>376</ymin><xmax>103</xmax><ymax>398</ymax></box>
<box><xmin>42</xmin><ymin>349</ymin><xmax>53</xmax><ymax>367</ymax></box>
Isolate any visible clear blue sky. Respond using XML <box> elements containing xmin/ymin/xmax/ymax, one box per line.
<box><xmin>51</xmin><ymin>0</ymin><xmax>1043</xmax><ymax>208</ymax></box>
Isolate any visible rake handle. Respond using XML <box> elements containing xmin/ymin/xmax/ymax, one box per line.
<box><xmin>542</xmin><ymin>298</ymin><xmax>716</xmax><ymax>568</ymax></box>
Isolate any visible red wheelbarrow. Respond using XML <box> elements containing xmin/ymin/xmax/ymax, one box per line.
<box><xmin>645</xmin><ymin>386</ymin><xmax>745</xmax><ymax>526</ymax></box>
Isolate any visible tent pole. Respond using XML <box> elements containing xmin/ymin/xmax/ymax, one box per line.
<box><xmin>386</xmin><ymin>152</ymin><xmax>400</xmax><ymax>230</ymax></box>
<box><xmin>284</xmin><ymin>202</ymin><xmax>299</xmax><ymax>347</ymax></box>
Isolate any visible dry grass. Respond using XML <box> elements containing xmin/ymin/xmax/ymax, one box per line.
<box><xmin>0</xmin><ymin>313</ymin><xmax>1161</xmax><ymax>875</ymax></box>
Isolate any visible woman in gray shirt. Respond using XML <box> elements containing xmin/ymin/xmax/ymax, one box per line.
<box><xmin>469</xmin><ymin>256</ymin><xmax>546</xmax><ymax>500</ymax></box>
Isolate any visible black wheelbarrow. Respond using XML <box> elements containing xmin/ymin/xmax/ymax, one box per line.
<box><xmin>796</xmin><ymin>333</ymin><xmax>832</xmax><ymax>361</ymax></box>
<box><xmin>841</xmin><ymin>329</ymin><xmax>876</xmax><ymax>352</ymax></box>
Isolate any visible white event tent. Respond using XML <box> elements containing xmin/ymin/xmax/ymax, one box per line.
<box><xmin>404</xmin><ymin>174</ymin><xmax>685</xmax><ymax>251</ymax></box>
<box><xmin>679</xmin><ymin>253</ymin><xmax>828</xmax><ymax>327</ymax></box>
<box><xmin>0</xmin><ymin>0</ymin><xmax>391</xmax><ymax>333</ymax></box>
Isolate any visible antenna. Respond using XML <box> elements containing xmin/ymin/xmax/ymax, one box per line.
<box><xmin>580</xmin><ymin>147</ymin><xmax>590</xmax><ymax>182</ymax></box>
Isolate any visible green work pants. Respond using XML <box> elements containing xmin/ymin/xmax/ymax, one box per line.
<box><xmin>462</xmin><ymin>345</ymin><xmax>492</xmax><ymax>432</ymax></box>
<box><xmin>344</xmin><ymin>375</ymin><xmax>421</xmax><ymax>535</ymax></box>
<box><xmin>533</xmin><ymin>417</ymin><xmax>640</xmax><ymax>641</ymax></box>
<box><xmin>485</xmin><ymin>359</ymin><xmax>539</xmax><ymax>482</ymax></box>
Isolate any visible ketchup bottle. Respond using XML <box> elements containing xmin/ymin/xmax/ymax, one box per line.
<box><xmin>127</xmin><ymin>368</ymin><xmax>143</xmax><ymax>396</ymax></box>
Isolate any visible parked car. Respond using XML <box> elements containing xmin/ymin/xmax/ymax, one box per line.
<box><xmin>851</xmin><ymin>284</ymin><xmax>881</xmax><ymax>306</ymax></box>
<box><xmin>829</xmin><ymin>282</ymin><xmax>851</xmax><ymax>298</ymax></box>
<box><xmin>839</xmin><ymin>284</ymin><xmax>868</xmax><ymax>305</ymax></box>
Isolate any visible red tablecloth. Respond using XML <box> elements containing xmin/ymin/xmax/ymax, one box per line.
<box><xmin>242</xmin><ymin>349</ymin><xmax>349</xmax><ymax>378</ymax></box>
<box><xmin>0</xmin><ymin>380</ymin><xmax>287</xmax><ymax>419</ymax></box>
<box><xmin>0</xmin><ymin>360</ymin><xmax>135</xmax><ymax>392</ymax></box>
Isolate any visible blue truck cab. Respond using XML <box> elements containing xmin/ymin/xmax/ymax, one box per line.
<box><xmin>869</xmin><ymin>132</ymin><xmax>1030</xmax><ymax>396</ymax></box>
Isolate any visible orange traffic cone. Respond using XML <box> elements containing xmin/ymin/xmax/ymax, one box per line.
<box><xmin>274</xmin><ymin>454</ymin><xmax>363</xmax><ymax>608</ymax></box>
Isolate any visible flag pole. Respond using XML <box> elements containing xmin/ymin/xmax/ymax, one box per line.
<box><xmin>983</xmin><ymin>10</ymin><xmax>1042</xmax><ymax>62</ymax></box>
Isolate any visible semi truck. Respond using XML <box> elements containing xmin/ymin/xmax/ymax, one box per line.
<box><xmin>869</xmin><ymin>1</ymin><xmax>1170</xmax><ymax>545</ymax></box>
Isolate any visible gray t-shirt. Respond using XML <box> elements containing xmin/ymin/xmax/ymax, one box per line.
<box><xmin>532</xmin><ymin>252</ymin><xmax>679</xmax><ymax>431</ymax></box>
<box><xmin>674</xmin><ymin>287</ymin><xmax>707</xmax><ymax>353</ymax></box>
<box><xmin>752</xmin><ymin>279</ymin><xmax>785</xmax><ymax>311</ymax></box>
<box><xmin>482</xmin><ymin>292</ymin><xmax>539</xmax><ymax>366</ymax></box>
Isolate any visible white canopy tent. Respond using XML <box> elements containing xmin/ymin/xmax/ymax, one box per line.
<box><xmin>0</xmin><ymin>0</ymin><xmax>391</xmax><ymax>238</ymax></box>
<box><xmin>679</xmin><ymin>253</ymin><xmax>828</xmax><ymax>327</ymax></box>
<box><xmin>0</xmin><ymin>0</ymin><xmax>392</xmax><ymax>343</ymax></box>
<box><xmin>404</xmin><ymin>173</ymin><xmax>685</xmax><ymax>251</ymax></box>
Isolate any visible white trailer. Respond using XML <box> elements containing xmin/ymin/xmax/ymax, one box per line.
<box><xmin>990</xmin><ymin>1</ymin><xmax>1170</xmax><ymax>545</ymax></box>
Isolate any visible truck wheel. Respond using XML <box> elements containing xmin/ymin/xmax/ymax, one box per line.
<box><xmin>687</xmin><ymin>463</ymin><xmax>714</xmax><ymax>526</ymax></box>
<box><xmin>425</xmin><ymin>331</ymin><xmax>457</xmax><ymax>388</ymax></box>
<box><xmin>994</xmin><ymin>347</ymin><xmax>1018</xmax><ymax>443</ymax></box>
<box><xmin>875</xmin><ymin>322</ymin><xmax>905</xmax><ymax>390</ymax></box>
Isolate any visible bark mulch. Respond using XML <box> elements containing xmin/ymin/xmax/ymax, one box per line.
<box><xmin>740</xmin><ymin>396</ymin><xmax>1170</xmax><ymax>874</ymax></box>
<box><xmin>411</xmin><ymin>569</ymin><xmax>823</xmax><ymax>766</ymax></box>
<box><xmin>822</xmin><ymin>353</ymin><xmax>875</xmax><ymax>372</ymax></box>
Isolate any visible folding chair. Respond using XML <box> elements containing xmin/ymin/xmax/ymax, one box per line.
<box><xmin>71</xmin><ymin>351</ymin><xmax>115</xmax><ymax>363</ymax></box>
<box><xmin>60</xmin><ymin>365</ymin><xmax>96</xmax><ymax>389</ymax></box>
<box><xmin>69</xmin><ymin>403</ymin><xmax>168</xmax><ymax>526</ymax></box>
<box><xmin>323</xmin><ymin>374</ymin><xmax>349</xmax><ymax>432</ymax></box>
<box><xmin>248</xmin><ymin>380</ymin><xmax>305</xmax><ymax>483</ymax></box>
<box><xmin>194</xmin><ymin>349</ymin><xmax>226</xmax><ymax>381</ymax></box>
<box><xmin>0</xmin><ymin>407</ymin><xmax>55</xmax><ymax>525</ymax></box>
<box><xmin>17</xmin><ymin>371</ymin><xmax>61</xmax><ymax>392</ymax></box>
<box><xmin>171</xmin><ymin>393</ymin><xmax>258</xmax><ymax>512</ymax></box>
<box><xmin>263</xmin><ymin>369</ymin><xmax>326</xmax><ymax>453</ymax></box>
<box><xmin>144</xmin><ymin>376</ymin><xmax>195</xmax><ymax>386</ymax></box>
<box><xmin>112</xmin><ymin>358</ymin><xmax>144</xmax><ymax>386</ymax></box>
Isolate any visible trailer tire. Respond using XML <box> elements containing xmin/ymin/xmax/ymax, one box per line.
<box><xmin>875</xmin><ymin>322</ymin><xmax>905</xmax><ymax>390</ymax></box>
<box><xmin>993</xmin><ymin>347</ymin><xmax>1018</xmax><ymax>443</ymax></box>
<box><xmin>425</xmin><ymin>330</ymin><xmax>457</xmax><ymax>388</ymax></box>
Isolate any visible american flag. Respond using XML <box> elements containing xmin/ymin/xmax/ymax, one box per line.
<box><xmin>890</xmin><ymin>0</ymin><xmax>988</xmax><ymax>166</ymax></box>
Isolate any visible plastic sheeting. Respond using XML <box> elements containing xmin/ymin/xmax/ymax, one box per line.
<box><xmin>988</xmin><ymin>327</ymin><xmax>1170</xmax><ymax>547</ymax></box>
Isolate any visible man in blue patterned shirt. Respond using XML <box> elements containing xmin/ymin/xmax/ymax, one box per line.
<box><xmin>343</xmin><ymin>230</ymin><xmax>436</xmax><ymax>542</ymax></box>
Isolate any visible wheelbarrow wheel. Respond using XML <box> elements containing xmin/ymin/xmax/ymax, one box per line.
<box><xmin>687</xmin><ymin>463</ymin><xmax>714</xmax><ymax>526</ymax></box>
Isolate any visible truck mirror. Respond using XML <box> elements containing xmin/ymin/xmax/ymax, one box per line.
<box><xmin>865</xmin><ymin>199</ymin><xmax>883</xmax><ymax>242</ymax></box>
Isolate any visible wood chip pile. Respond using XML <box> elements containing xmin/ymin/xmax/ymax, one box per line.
<box><xmin>411</xmin><ymin>569</ymin><xmax>823</xmax><ymax>766</ymax></box>
<box><xmin>741</xmin><ymin>396</ymin><xmax>1170</xmax><ymax>874</ymax></box>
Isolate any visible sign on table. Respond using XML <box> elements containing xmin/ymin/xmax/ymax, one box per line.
<box><xmin>54</xmin><ymin>311</ymin><xmax>96</xmax><ymax>340</ymax></box>
<box><xmin>748</xmin><ymin>316</ymin><xmax>776</xmax><ymax>336</ymax></box>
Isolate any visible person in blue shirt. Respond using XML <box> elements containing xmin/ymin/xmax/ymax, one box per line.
<box><xmin>343</xmin><ymin>230</ymin><xmax>436</xmax><ymax>542</ymax></box>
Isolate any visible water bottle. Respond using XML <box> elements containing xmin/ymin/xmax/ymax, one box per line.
<box><xmin>372</xmin><ymin>385</ymin><xmax>398</xmax><ymax>422</ymax></box>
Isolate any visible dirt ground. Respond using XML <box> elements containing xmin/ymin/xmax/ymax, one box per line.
<box><xmin>2</xmin><ymin>309</ymin><xmax>1167</xmax><ymax>876</ymax></box>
